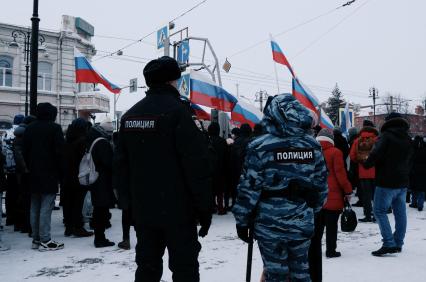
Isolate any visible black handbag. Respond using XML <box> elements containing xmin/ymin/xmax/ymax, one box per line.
<box><xmin>341</xmin><ymin>200</ymin><xmax>357</xmax><ymax>232</ymax></box>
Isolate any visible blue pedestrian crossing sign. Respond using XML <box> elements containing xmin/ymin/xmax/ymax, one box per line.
<box><xmin>157</xmin><ymin>26</ymin><xmax>168</xmax><ymax>49</ymax></box>
<box><xmin>177</xmin><ymin>40</ymin><xmax>190</xmax><ymax>64</ymax></box>
<box><xmin>177</xmin><ymin>74</ymin><xmax>190</xmax><ymax>98</ymax></box>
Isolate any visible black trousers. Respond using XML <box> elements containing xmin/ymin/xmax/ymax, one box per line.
<box><xmin>93</xmin><ymin>206</ymin><xmax>110</xmax><ymax>241</ymax></box>
<box><xmin>62</xmin><ymin>186</ymin><xmax>88</xmax><ymax>230</ymax></box>
<box><xmin>318</xmin><ymin>209</ymin><xmax>341</xmax><ymax>252</ymax></box>
<box><xmin>15</xmin><ymin>174</ymin><xmax>31</xmax><ymax>231</ymax></box>
<box><xmin>5</xmin><ymin>173</ymin><xmax>18</xmax><ymax>226</ymax></box>
<box><xmin>359</xmin><ymin>179</ymin><xmax>375</xmax><ymax>218</ymax></box>
<box><xmin>134</xmin><ymin>224</ymin><xmax>201</xmax><ymax>282</ymax></box>
<box><xmin>309</xmin><ymin>212</ymin><xmax>323</xmax><ymax>282</ymax></box>
<box><xmin>122</xmin><ymin>208</ymin><xmax>132</xmax><ymax>240</ymax></box>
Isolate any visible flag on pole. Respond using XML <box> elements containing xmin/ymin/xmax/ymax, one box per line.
<box><xmin>231</xmin><ymin>100</ymin><xmax>263</xmax><ymax>128</ymax></box>
<box><xmin>340</xmin><ymin>102</ymin><xmax>351</xmax><ymax>137</ymax></box>
<box><xmin>191</xmin><ymin>104</ymin><xmax>211</xmax><ymax>120</ymax></box>
<box><xmin>74</xmin><ymin>49</ymin><xmax>121</xmax><ymax>94</ymax></box>
<box><xmin>190</xmin><ymin>71</ymin><xmax>237</xmax><ymax>112</ymax></box>
<box><xmin>292</xmin><ymin>77</ymin><xmax>334</xmax><ymax>129</ymax></box>
<box><xmin>270</xmin><ymin>40</ymin><xmax>296</xmax><ymax>77</ymax></box>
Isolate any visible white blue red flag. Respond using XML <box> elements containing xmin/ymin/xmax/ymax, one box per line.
<box><xmin>191</xmin><ymin>104</ymin><xmax>211</xmax><ymax>120</ymax></box>
<box><xmin>74</xmin><ymin>49</ymin><xmax>121</xmax><ymax>94</ymax></box>
<box><xmin>340</xmin><ymin>102</ymin><xmax>351</xmax><ymax>137</ymax></box>
<box><xmin>292</xmin><ymin>78</ymin><xmax>334</xmax><ymax>129</ymax></box>
<box><xmin>271</xmin><ymin>40</ymin><xmax>296</xmax><ymax>77</ymax></box>
<box><xmin>190</xmin><ymin>71</ymin><xmax>237</xmax><ymax>112</ymax></box>
<box><xmin>231</xmin><ymin>100</ymin><xmax>263</xmax><ymax>128</ymax></box>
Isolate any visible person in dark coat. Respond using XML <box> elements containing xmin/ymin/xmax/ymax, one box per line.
<box><xmin>86</xmin><ymin>124</ymin><xmax>115</xmax><ymax>248</ymax></box>
<box><xmin>208</xmin><ymin>122</ymin><xmax>228</xmax><ymax>215</ymax></box>
<box><xmin>333</xmin><ymin>126</ymin><xmax>350</xmax><ymax>167</ymax></box>
<box><xmin>62</xmin><ymin>118</ymin><xmax>93</xmax><ymax>238</ymax></box>
<box><xmin>228</xmin><ymin>123</ymin><xmax>252</xmax><ymax>209</ymax></box>
<box><xmin>115</xmin><ymin>56</ymin><xmax>212</xmax><ymax>282</ymax></box>
<box><xmin>364</xmin><ymin>112</ymin><xmax>413</xmax><ymax>256</ymax></box>
<box><xmin>24</xmin><ymin>103</ymin><xmax>64</xmax><ymax>251</ymax></box>
<box><xmin>409</xmin><ymin>136</ymin><xmax>426</xmax><ymax>211</ymax></box>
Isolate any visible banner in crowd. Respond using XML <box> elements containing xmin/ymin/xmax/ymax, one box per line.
<box><xmin>231</xmin><ymin>100</ymin><xmax>263</xmax><ymax>128</ymax></box>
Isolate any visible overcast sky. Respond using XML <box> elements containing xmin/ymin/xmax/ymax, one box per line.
<box><xmin>2</xmin><ymin>0</ymin><xmax>426</xmax><ymax>114</ymax></box>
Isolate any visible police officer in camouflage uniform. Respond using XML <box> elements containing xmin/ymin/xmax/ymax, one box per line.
<box><xmin>232</xmin><ymin>94</ymin><xmax>328</xmax><ymax>282</ymax></box>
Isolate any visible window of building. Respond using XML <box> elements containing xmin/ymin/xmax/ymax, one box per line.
<box><xmin>38</xmin><ymin>62</ymin><xmax>52</xmax><ymax>91</ymax></box>
<box><xmin>0</xmin><ymin>55</ymin><xmax>13</xmax><ymax>87</ymax></box>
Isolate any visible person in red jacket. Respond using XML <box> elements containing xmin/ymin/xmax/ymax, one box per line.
<box><xmin>316</xmin><ymin>128</ymin><xmax>353</xmax><ymax>258</ymax></box>
<box><xmin>350</xmin><ymin>120</ymin><xmax>379</xmax><ymax>222</ymax></box>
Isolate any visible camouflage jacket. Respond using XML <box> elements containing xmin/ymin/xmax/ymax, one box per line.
<box><xmin>232</xmin><ymin>94</ymin><xmax>328</xmax><ymax>240</ymax></box>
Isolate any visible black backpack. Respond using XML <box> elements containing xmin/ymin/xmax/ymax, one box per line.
<box><xmin>341</xmin><ymin>200</ymin><xmax>357</xmax><ymax>232</ymax></box>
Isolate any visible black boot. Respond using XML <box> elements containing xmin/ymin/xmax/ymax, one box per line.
<box><xmin>359</xmin><ymin>217</ymin><xmax>373</xmax><ymax>223</ymax></box>
<box><xmin>326</xmin><ymin>250</ymin><xmax>341</xmax><ymax>258</ymax></box>
<box><xmin>94</xmin><ymin>239</ymin><xmax>115</xmax><ymax>248</ymax></box>
<box><xmin>371</xmin><ymin>246</ymin><xmax>397</xmax><ymax>257</ymax></box>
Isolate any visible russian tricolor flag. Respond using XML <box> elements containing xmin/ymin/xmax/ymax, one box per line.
<box><xmin>231</xmin><ymin>100</ymin><xmax>263</xmax><ymax>128</ymax></box>
<box><xmin>292</xmin><ymin>78</ymin><xmax>334</xmax><ymax>129</ymax></box>
<box><xmin>190</xmin><ymin>71</ymin><xmax>237</xmax><ymax>112</ymax></box>
<box><xmin>271</xmin><ymin>40</ymin><xmax>295</xmax><ymax>77</ymax></box>
<box><xmin>74</xmin><ymin>49</ymin><xmax>121</xmax><ymax>94</ymax></box>
<box><xmin>191</xmin><ymin>103</ymin><xmax>211</xmax><ymax>120</ymax></box>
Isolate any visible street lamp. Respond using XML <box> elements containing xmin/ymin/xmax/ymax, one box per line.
<box><xmin>10</xmin><ymin>29</ymin><xmax>45</xmax><ymax>116</ymax></box>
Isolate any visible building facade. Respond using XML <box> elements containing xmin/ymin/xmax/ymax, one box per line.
<box><xmin>0</xmin><ymin>15</ymin><xmax>109</xmax><ymax>130</ymax></box>
<box><xmin>355</xmin><ymin>113</ymin><xmax>426</xmax><ymax>136</ymax></box>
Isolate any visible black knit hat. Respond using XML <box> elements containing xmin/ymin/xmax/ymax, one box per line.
<box><xmin>143</xmin><ymin>56</ymin><xmax>181</xmax><ymax>87</ymax></box>
<box><xmin>385</xmin><ymin>112</ymin><xmax>402</xmax><ymax>121</ymax></box>
<box><xmin>363</xmin><ymin>119</ymin><xmax>375</xmax><ymax>127</ymax></box>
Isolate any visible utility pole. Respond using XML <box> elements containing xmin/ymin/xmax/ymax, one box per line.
<box><xmin>369</xmin><ymin>87</ymin><xmax>378</xmax><ymax>124</ymax></box>
<box><xmin>390</xmin><ymin>95</ymin><xmax>393</xmax><ymax>112</ymax></box>
<box><xmin>255</xmin><ymin>90</ymin><xmax>268</xmax><ymax>112</ymax></box>
<box><xmin>236</xmin><ymin>83</ymin><xmax>239</xmax><ymax>98</ymax></box>
<box><xmin>29</xmin><ymin>0</ymin><xmax>40</xmax><ymax>115</ymax></box>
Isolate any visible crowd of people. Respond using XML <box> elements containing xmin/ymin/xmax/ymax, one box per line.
<box><xmin>0</xmin><ymin>56</ymin><xmax>424</xmax><ymax>282</ymax></box>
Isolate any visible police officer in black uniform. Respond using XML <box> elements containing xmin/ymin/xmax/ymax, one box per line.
<box><xmin>115</xmin><ymin>56</ymin><xmax>213</xmax><ymax>282</ymax></box>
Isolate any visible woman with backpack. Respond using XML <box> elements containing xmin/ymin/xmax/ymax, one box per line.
<box><xmin>350</xmin><ymin>120</ymin><xmax>379</xmax><ymax>222</ymax></box>
<box><xmin>316</xmin><ymin>128</ymin><xmax>353</xmax><ymax>258</ymax></box>
<box><xmin>86</xmin><ymin>124</ymin><xmax>115</xmax><ymax>248</ymax></box>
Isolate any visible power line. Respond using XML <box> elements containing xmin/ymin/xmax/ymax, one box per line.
<box><xmin>227</xmin><ymin>0</ymin><xmax>360</xmax><ymax>58</ymax></box>
<box><xmin>93</xmin><ymin>0</ymin><xmax>208</xmax><ymax>62</ymax></box>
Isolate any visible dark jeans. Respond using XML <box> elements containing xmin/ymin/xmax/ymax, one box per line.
<box><xmin>93</xmin><ymin>206</ymin><xmax>110</xmax><ymax>241</ymax></box>
<box><xmin>411</xmin><ymin>191</ymin><xmax>425</xmax><ymax>210</ymax></box>
<box><xmin>62</xmin><ymin>185</ymin><xmax>88</xmax><ymax>230</ymax></box>
<box><xmin>318</xmin><ymin>209</ymin><xmax>341</xmax><ymax>252</ymax></box>
<box><xmin>134</xmin><ymin>224</ymin><xmax>201</xmax><ymax>282</ymax></box>
<box><xmin>309</xmin><ymin>212</ymin><xmax>322</xmax><ymax>282</ymax></box>
<box><xmin>5</xmin><ymin>173</ymin><xmax>18</xmax><ymax>225</ymax></box>
<box><xmin>122</xmin><ymin>208</ymin><xmax>132</xmax><ymax>240</ymax></box>
<box><xmin>359</xmin><ymin>179</ymin><xmax>375</xmax><ymax>218</ymax></box>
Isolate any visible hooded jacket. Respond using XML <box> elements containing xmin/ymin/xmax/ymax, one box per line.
<box><xmin>350</xmin><ymin>126</ymin><xmax>378</xmax><ymax>179</ymax></box>
<box><xmin>232</xmin><ymin>94</ymin><xmax>328</xmax><ymax>241</ymax></box>
<box><xmin>364</xmin><ymin>117</ymin><xmax>413</xmax><ymax>188</ymax></box>
<box><xmin>318</xmin><ymin>140</ymin><xmax>352</xmax><ymax>211</ymax></box>
<box><xmin>24</xmin><ymin>103</ymin><xmax>64</xmax><ymax>194</ymax></box>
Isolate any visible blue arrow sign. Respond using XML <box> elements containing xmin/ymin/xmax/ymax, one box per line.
<box><xmin>157</xmin><ymin>26</ymin><xmax>168</xmax><ymax>49</ymax></box>
<box><xmin>177</xmin><ymin>40</ymin><xmax>190</xmax><ymax>64</ymax></box>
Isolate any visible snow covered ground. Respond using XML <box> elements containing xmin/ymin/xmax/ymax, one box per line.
<box><xmin>1</xmin><ymin>203</ymin><xmax>426</xmax><ymax>282</ymax></box>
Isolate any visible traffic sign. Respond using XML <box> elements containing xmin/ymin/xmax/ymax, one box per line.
<box><xmin>157</xmin><ymin>26</ymin><xmax>168</xmax><ymax>49</ymax></box>
<box><xmin>177</xmin><ymin>74</ymin><xmax>190</xmax><ymax>98</ymax></box>
<box><xmin>177</xmin><ymin>40</ymin><xmax>190</xmax><ymax>64</ymax></box>
<box><xmin>129</xmin><ymin>78</ymin><xmax>138</xmax><ymax>93</ymax></box>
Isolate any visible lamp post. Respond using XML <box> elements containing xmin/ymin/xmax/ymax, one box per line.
<box><xmin>29</xmin><ymin>0</ymin><xmax>41</xmax><ymax>116</ymax></box>
<box><xmin>11</xmin><ymin>29</ymin><xmax>45</xmax><ymax>116</ymax></box>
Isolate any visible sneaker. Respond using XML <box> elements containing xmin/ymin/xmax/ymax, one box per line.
<box><xmin>371</xmin><ymin>246</ymin><xmax>398</xmax><ymax>257</ymax></box>
<box><xmin>94</xmin><ymin>239</ymin><xmax>115</xmax><ymax>248</ymax></box>
<box><xmin>72</xmin><ymin>227</ymin><xmax>94</xmax><ymax>237</ymax></box>
<box><xmin>326</xmin><ymin>250</ymin><xmax>341</xmax><ymax>258</ymax></box>
<box><xmin>32</xmin><ymin>240</ymin><xmax>40</xmax><ymax>250</ymax></box>
<box><xmin>64</xmin><ymin>228</ymin><xmax>73</xmax><ymax>237</ymax></box>
<box><xmin>118</xmin><ymin>239</ymin><xmax>130</xmax><ymax>250</ymax></box>
<box><xmin>418</xmin><ymin>207</ymin><xmax>423</xmax><ymax>212</ymax></box>
<box><xmin>39</xmin><ymin>240</ymin><xmax>64</xmax><ymax>252</ymax></box>
<box><xmin>395</xmin><ymin>247</ymin><xmax>402</xmax><ymax>253</ymax></box>
<box><xmin>359</xmin><ymin>217</ymin><xmax>373</xmax><ymax>223</ymax></box>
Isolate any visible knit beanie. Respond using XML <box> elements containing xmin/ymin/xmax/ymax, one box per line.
<box><xmin>316</xmin><ymin>128</ymin><xmax>334</xmax><ymax>145</ymax></box>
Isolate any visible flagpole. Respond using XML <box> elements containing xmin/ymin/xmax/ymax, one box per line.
<box><xmin>270</xmin><ymin>34</ymin><xmax>280</xmax><ymax>95</ymax></box>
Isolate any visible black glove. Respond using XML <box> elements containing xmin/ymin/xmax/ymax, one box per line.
<box><xmin>198</xmin><ymin>213</ymin><xmax>212</xmax><ymax>238</ymax></box>
<box><xmin>236</xmin><ymin>225</ymin><xmax>252</xmax><ymax>243</ymax></box>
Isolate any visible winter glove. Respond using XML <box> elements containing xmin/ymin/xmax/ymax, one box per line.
<box><xmin>236</xmin><ymin>225</ymin><xmax>252</xmax><ymax>243</ymax></box>
<box><xmin>198</xmin><ymin>213</ymin><xmax>212</xmax><ymax>238</ymax></box>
